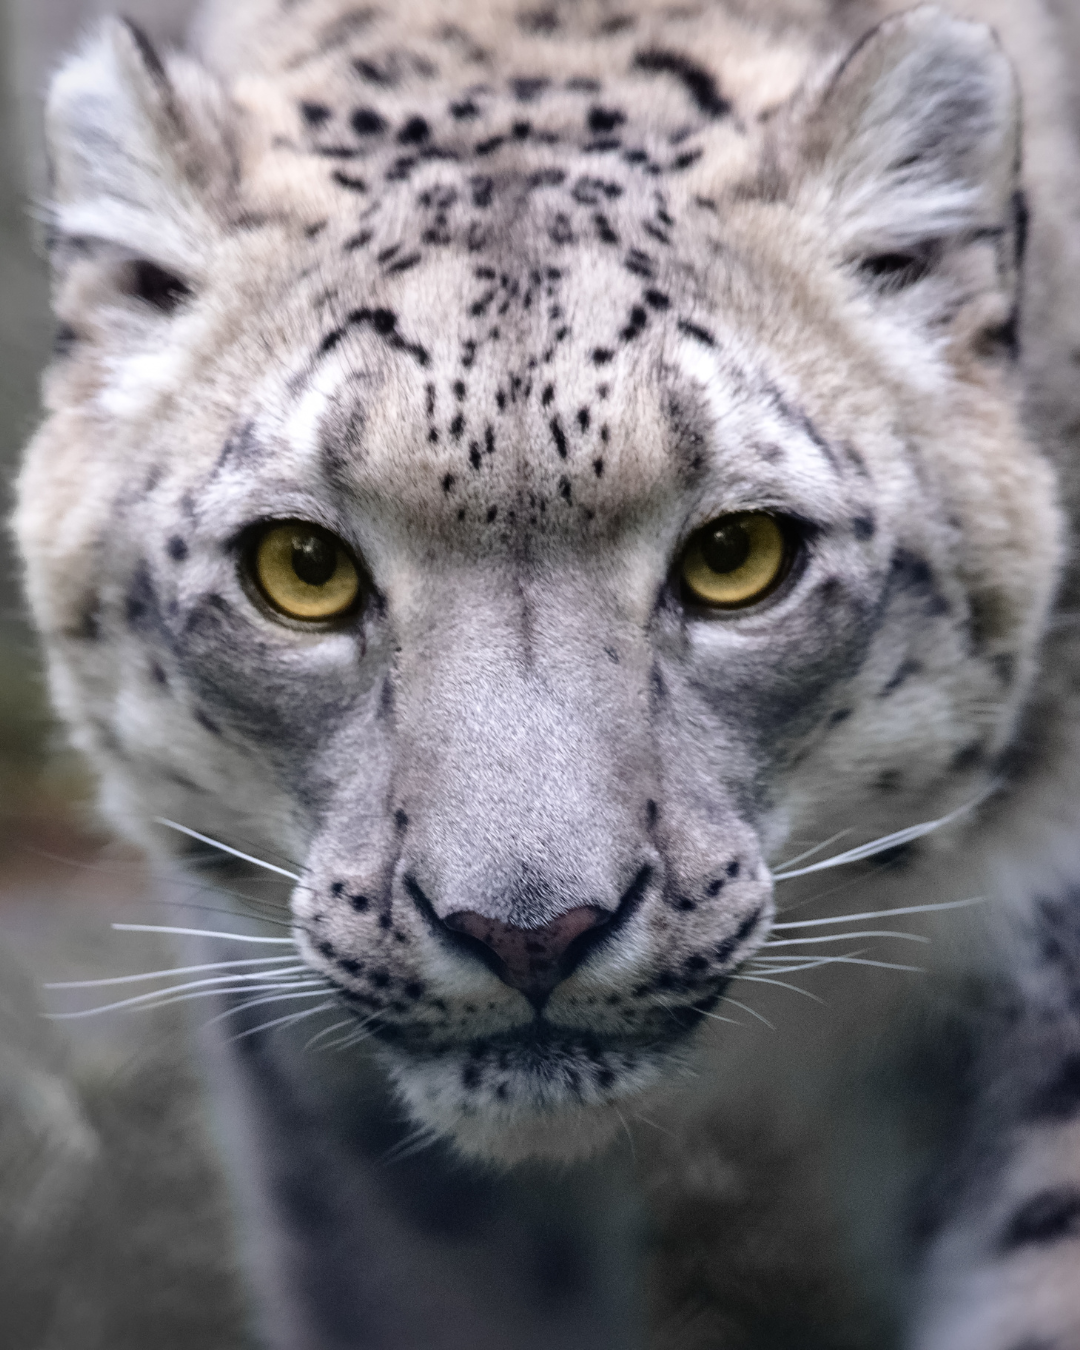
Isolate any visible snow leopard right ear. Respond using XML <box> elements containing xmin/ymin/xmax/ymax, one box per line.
<box><xmin>793</xmin><ymin>7</ymin><xmax>1022</xmax><ymax>290</ymax></box>
<box><xmin>45</xmin><ymin>18</ymin><xmax>232</xmax><ymax>301</ymax></box>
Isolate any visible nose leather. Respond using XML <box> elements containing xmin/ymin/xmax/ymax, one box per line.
<box><xmin>444</xmin><ymin>906</ymin><xmax>609</xmax><ymax>1004</ymax></box>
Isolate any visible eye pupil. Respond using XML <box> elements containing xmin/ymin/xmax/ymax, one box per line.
<box><xmin>700</xmin><ymin>522</ymin><xmax>751</xmax><ymax>575</ymax></box>
<box><xmin>291</xmin><ymin>533</ymin><xmax>337</xmax><ymax>587</ymax></box>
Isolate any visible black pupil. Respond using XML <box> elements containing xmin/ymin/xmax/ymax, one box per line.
<box><xmin>700</xmin><ymin>520</ymin><xmax>752</xmax><ymax>574</ymax></box>
<box><xmin>291</xmin><ymin>533</ymin><xmax>338</xmax><ymax>587</ymax></box>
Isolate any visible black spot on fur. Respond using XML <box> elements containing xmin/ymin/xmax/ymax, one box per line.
<box><xmin>577</xmin><ymin>408</ymin><xmax>590</xmax><ymax>432</ymax></box>
<box><xmin>441</xmin><ymin>473</ymin><xmax>455</xmax><ymax>493</ymax></box>
<box><xmin>512</xmin><ymin>77</ymin><xmax>549</xmax><ymax>102</ymax></box>
<box><xmin>558</xmin><ymin>476</ymin><xmax>572</xmax><ymax>502</ymax></box>
<box><xmin>451</xmin><ymin>98</ymin><xmax>480</xmax><ymax>120</ymax></box>
<box><xmin>644</xmin><ymin>289</ymin><xmax>670</xmax><ymax>309</ymax></box>
<box><xmin>677</xmin><ymin>319</ymin><xmax>715</xmax><ymax>347</ymax></box>
<box><xmin>517</xmin><ymin>8</ymin><xmax>559</xmax><ymax>34</ymax></box>
<box><xmin>398</xmin><ymin>115</ymin><xmax>430</xmax><ymax>144</ymax></box>
<box><xmin>594</xmin><ymin>213</ymin><xmax>619</xmax><ymax>244</ymax></box>
<box><xmin>588</xmin><ymin>106</ymin><xmax>626</xmax><ymax>133</ymax></box>
<box><xmin>125</xmin><ymin>561</ymin><xmax>160</xmax><ymax>631</ymax></box>
<box><xmin>632</xmin><ymin>49</ymin><xmax>732</xmax><ymax>119</ymax></box>
<box><xmin>550</xmin><ymin>417</ymin><xmax>568</xmax><ymax>458</ymax></box>
<box><xmin>592</xmin><ymin>348</ymin><xmax>614</xmax><ymax>365</ymax></box>
<box><xmin>166</xmin><ymin>535</ymin><xmax>188</xmax><ymax>562</ymax></box>
<box><xmin>624</xmin><ymin>249</ymin><xmax>654</xmax><ymax>279</ymax></box>
<box><xmin>852</xmin><ymin>515</ymin><xmax>876</xmax><ymax>540</ymax></box>
<box><xmin>469</xmin><ymin>444</ymin><xmax>482</xmax><ymax>470</ymax></box>
<box><xmin>332</xmin><ymin>169</ymin><xmax>367</xmax><ymax>192</ymax></box>
<box><xmin>593</xmin><ymin>458</ymin><xmax>604</xmax><ymax>477</ymax></box>
<box><xmin>354</xmin><ymin>59</ymin><xmax>396</xmax><ymax>87</ymax></box>
<box><xmin>1000</xmin><ymin>1188</ymin><xmax>1080</xmax><ymax>1250</ymax></box>
<box><xmin>620</xmin><ymin>305</ymin><xmax>647</xmax><ymax>342</ymax></box>
<box><xmin>301</xmin><ymin>101</ymin><xmax>331</xmax><ymax>125</ymax></box>
<box><xmin>351</xmin><ymin>107</ymin><xmax>387</xmax><ymax>135</ymax></box>
<box><xmin>549</xmin><ymin>213</ymin><xmax>575</xmax><ymax>245</ymax></box>
<box><xmin>385</xmin><ymin>251</ymin><xmax>421</xmax><ymax>275</ymax></box>
<box><xmin>829</xmin><ymin>708</ymin><xmax>852</xmax><ymax>726</ymax></box>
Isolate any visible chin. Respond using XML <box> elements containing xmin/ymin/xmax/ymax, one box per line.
<box><xmin>380</xmin><ymin>1025</ymin><xmax>683</xmax><ymax>1165</ymax></box>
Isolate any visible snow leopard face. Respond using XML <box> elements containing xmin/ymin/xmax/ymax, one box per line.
<box><xmin>16</xmin><ymin>4</ymin><xmax>1062</xmax><ymax>1160</ymax></box>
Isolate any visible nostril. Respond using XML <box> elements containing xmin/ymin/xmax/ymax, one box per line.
<box><xmin>443</xmin><ymin>906</ymin><xmax>610</xmax><ymax>1004</ymax></box>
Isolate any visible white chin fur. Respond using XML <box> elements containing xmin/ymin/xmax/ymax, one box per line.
<box><xmin>383</xmin><ymin>1044</ymin><xmax>674</xmax><ymax>1165</ymax></box>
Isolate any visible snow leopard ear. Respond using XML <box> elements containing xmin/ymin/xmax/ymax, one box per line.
<box><xmin>796</xmin><ymin>7</ymin><xmax>1022</xmax><ymax>291</ymax></box>
<box><xmin>45</xmin><ymin>18</ymin><xmax>232</xmax><ymax>302</ymax></box>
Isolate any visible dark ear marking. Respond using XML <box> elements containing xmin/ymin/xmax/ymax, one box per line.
<box><xmin>124</xmin><ymin>260</ymin><xmax>193</xmax><ymax>313</ymax></box>
<box><xmin>120</xmin><ymin>18</ymin><xmax>168</xmax><ymax>88</ymax></box>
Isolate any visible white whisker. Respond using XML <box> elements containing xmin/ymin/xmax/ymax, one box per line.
<box><xmin>717</xmin><ymin>996</ymin><xmax>775</xmax><ymax>1029</ymax></box>
<box><xmin>773</xmin><ymin>830</ymin><xmax>854</xmax><ymax>872</ymax></box>
<box><xmin>771</xmin><ymin>896</ymin><xmax>986</xmax><ymax>930</ymax></box>
<box><xmin>205</xmin><ymin>986</ymin><xmax>337</xmax><ymax>1025</ymax></box>
<box><xmin>633</xmin><ymin>1112</ymin><xmax>678</xmax><ymax>1139</ymax></box>
<box><xmin>751</xmin><ymin>955</ymin><xmax>923</xmax><ymax>974</ymax></box>
<box><xmin>303</xmin><ymin>1017</ymin><xmax>358</xmax><ymax>1050</ymax></box>
<box><xmin>381</xmin><ymin>1123</ymin><xmax>440</xmax><ymax>1164</ymax></box>
<box><xmin>326</xmin><ymin>1009</ymin><xmax>390</xmax><ymax>1050</ymax></box>
<box><xmin>613</xmin><ymin>1105</ymin><xmax>637</xmax><ymax>1160</ymax></box>
<box><xmin>228</xmin><ymin>1000</ymin><xmax>338</xmax><ymax>1042</ymax></box>
<box><xmin>46</xmin><ymin>969</ymin><xmax>317</xmax><ymax>1017</ymax></box>
<box><xmin>772</xmin><ymin>788</ymin><xmax>996</xmax><ymax>881</ymax></box>
<box><xmin>692</xmin><ymin>1007</ymin><xmax>743</xmax><ymax>1026</ymax></box>
<box><xmin>729</xmin><ymin>974</ymin><xmax>824</xmax><ymax>1002</ymax></box>
<box><xmin>46</xmin><ymin>956</ymin><xmax>304</xmax><ymax>989</ymax></box>
<box><xmin>112</xmin><ymin>922</ymin><xmax>295</xmax><ymax>944</ymax></box>
<box><xmin>47</xmin><ymin>979</ymin><xmax>326</xmax><ymax>1019</ymax></box>
<box><xmin>763</xmin><ymin>930</ymin><xmax>929</xmax><ymax>947</ymax></box>
<box><xmin>153</xmin><ymin>818</ymin><xmax>303</xmax><ymax>881</ymax></box>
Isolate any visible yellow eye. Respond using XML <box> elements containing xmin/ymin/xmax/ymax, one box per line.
<box><xmin>252</xmin><ymin>522</ymin><xmax>361</xmax><ymax>621</ymax></box>
<box><xmin>680</xmin><ymin>513</ymin><xmax>789</xmax><ymax>608</ymax></box>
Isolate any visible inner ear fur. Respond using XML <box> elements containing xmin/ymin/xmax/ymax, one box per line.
<box><xmin>792</xmin><ymin>6</ymin><xmax>1021</xmax><ymax>263</ymax></box>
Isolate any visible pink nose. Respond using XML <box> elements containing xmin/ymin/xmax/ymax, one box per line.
<box><xmin>444</xmin><ymin>906</ymin><xmax>610</xmax><ymax>1005</ymax></box>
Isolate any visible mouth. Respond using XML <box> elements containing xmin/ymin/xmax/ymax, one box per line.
<box><xmin>367</xmin><ymin>989</ymin><xmax>728</xmax><ymax>1155</ymax></box>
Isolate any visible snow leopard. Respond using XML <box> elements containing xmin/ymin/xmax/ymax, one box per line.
<box><xmin>14</xmin><ymin>0</ymin><xmax>1080</xmax><ymax>1345</ymax></box>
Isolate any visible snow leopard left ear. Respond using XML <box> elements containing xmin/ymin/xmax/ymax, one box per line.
<box><xmin>795</xmin><ymin>6</ymin><xmax>1023</xmax><ymax>296</ymax></box>
<box><xmin>45</xmin><ymin>18</ymin><xmax>232</xmax><ymax>296</ymax></box>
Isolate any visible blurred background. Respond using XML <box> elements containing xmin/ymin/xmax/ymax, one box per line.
<box><xmin>0</xmin><ymin>3</ymin><xmax>256</xmax><ymax>1346</ymax></box>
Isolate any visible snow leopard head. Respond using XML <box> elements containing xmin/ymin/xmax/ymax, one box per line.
<box><xmin>16</xmin><ymin>4</ymin><xmax>1062</xmax><ymax>1161</ymax></box>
